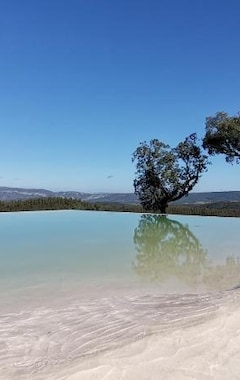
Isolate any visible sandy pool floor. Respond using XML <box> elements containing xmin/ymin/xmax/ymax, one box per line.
<box><xmin>1</xmin><ymin>289</ymin><xmax>240</xmax><ymax>380</ymax></box>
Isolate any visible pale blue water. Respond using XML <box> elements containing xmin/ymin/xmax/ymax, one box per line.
<box><xmin>1</xmin><ymin>210</ymin><xmax>240</xmax><ymax>379</ymax></box>
<box><xmin>0</xmin><ymin>211</ymin><xmax>138</xmax><ymax>290</ymax></box>
<box><xmin>0</xmin><ymin>210</ymin><xmax>240</xmax><ymax>295</ymax></box>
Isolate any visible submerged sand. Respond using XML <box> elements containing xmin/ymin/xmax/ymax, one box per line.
<box><xmin>65</xmin><ymin>299</ymin><xmax>240</xmax><ymax>380</ymax></box>
<box><xmin>1</xmin><ymin>286</ymin><xmax>240</xmax><ymax>380</ymax></box>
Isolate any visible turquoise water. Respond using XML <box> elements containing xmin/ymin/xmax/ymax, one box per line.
<box><xmin>0</xmin><ymin>211</ymin><xmax>137</xmax><ymax>287</ymax></box>
<box><xmin>1</xmin><ymin>210</ymin><xmax>240</xmax><ymax>294</ymax></box>
<box><xmin>1</xmin><ymin>210</ymin><xmax>240</xmax><ymax>379</ymax></box>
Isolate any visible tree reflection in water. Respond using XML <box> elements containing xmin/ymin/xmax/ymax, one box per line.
<box><xmin>133</xmin><ymin>214</ymin><xmax>240</xmax><ymax>291</ymax></box>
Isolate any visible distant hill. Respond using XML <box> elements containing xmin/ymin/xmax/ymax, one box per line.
<box><xmin>0</xmin><ymin>187</ymin><xmax>137</xmax><ymax>203</ymax></box>
<box><xmin>0</xmin><ymin>186</ymin><xmax>240</xmax><ymax>205</ymax></box>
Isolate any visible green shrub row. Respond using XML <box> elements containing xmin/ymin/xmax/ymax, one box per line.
<box><xmin>0</xmin><ymin>197</ymin><xmax>239</xmax><ymax>217</ymax></box>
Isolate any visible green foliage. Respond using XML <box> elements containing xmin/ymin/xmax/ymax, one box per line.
<box><xmin>132</xmin><ymin>134</ymin><xmax>209</xmax><ymax>213</ymax></box>
<box><xmin>203</xmin><ymin>111</ymin><xmax>240</xmax><ymax>163</ymax></box>
<box><xmin>168</xmin><ymin>202</ymin><xmax>240</xmax><ymax>217</ymax></box>
<box><xmin>0</xmin><ymin>197</ymin><xmax>142</xmax><ymax>213</ymax></box>
<box><xmin>0</xmin><ymin>197</ymin><xmax>239</xmax><ymax>217</ymax></box>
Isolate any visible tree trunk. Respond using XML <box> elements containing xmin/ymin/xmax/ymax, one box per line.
<box><xmin>159</xmin><ymin>203</ymin><xmax>167</xmax><ymax>214</ymax></box>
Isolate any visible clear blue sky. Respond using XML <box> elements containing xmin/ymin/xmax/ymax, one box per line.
<box><xmin>0</xmin><ymin>0</ymin><xmax>239</xmax><ymax>193</ymax></box>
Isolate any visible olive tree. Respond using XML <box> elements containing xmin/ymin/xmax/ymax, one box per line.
<box><xmin>132</xmin><ymin>134</ymin><xmax>209</xmax><ymax>213</ymax></box>
<box><xmin>203</xmin><ymin>111</ymin><xmax>240</xmax><ymax>163</ymax></box>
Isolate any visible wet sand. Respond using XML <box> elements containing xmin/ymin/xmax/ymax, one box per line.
<box><xmin>1</xmin><ymin>287</ymin><xmax>240</xmax><ymax>380</ymax></box>
<box><xmin>67</xmin><ymin>295</ymin><xmax>240</xmax><ymax>380</ymax></box>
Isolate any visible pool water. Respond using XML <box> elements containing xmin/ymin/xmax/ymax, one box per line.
<box><xmin>1</xmin><ymin>210</ymin><xmax>240</xmax><ymax>379</ymax></box>
<box><xmin>1</xmin><ymin>210</ymin><xmax>239</xmax><ymax>294</ymax></box>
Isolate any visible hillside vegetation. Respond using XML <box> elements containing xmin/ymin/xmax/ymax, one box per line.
<box><xmin>0</xmin><ymin>197</ymin><xmax>240</xmax><ymax>217</ymax></box>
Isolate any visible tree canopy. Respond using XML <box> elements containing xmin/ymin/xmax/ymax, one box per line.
<box><xmin>203</xmin><ymin>111</ymin><xmax>240</xmax><ymax>163</ymax></box>
<box><xmin>132</xmin><ymin>134</ymin><xmax>209</xmax><ymax>213</ymax></box>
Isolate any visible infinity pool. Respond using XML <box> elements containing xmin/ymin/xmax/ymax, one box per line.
<box><xmin>1</xmin><ymin>211</ymin><xmax>240</xmax><ymax>379</ymax></box>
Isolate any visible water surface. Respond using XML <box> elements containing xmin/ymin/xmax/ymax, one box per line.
<box><xmin>1</xmin><ymin>211</ymin><xmax>240</xmax><ymax>379</ymax></box>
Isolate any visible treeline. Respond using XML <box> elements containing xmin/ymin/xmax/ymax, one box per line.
<box><xmin>0</xmin><ymin>197</ymin><xmax>142</xmax><ymax>213</ymax></box>
<box><xmin>0</xmin><ymin>197</ymin><xmax>239</xmax><ymax>217</ymax></box>
<box><xmin>168</xmin><ymin>203</ymin><xmax>240</xmax><ymax>218</ymax></box>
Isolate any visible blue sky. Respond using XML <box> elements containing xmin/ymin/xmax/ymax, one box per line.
<box><xmin>0</xmin><ymin>0</ymin><xmax>239</xmax><ymax>193</ymax></box>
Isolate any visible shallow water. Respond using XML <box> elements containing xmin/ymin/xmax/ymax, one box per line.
<box><xmin>1</xmin><ymin>211</ymin><xmax>240</xmax><ymax>379</ymax></box>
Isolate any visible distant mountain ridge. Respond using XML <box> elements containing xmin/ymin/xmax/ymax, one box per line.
<box><xmin>0</xmin><ymin>187</ymin><xmax>137</xmax><ymax>203</ymax></box>
<box><xmin>0</xmin><ymin>186</ymin><xmax>240</xmax><ymax>205</ymax></box>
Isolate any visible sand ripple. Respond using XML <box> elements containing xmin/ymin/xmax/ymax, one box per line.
<box><xmin>1</xmin><ymin>288</ymin><xmax>237</xmax><ymax>379</ymax></box>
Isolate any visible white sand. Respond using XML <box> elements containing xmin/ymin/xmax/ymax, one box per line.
<box><xmin>46</xmin><ymin>295</ymin><xmax>240</xmax><ymax>380</ymax></box>
<box><xmin>1</xmin><ymin>290</ymin><xmax>240</xmax><ymax>380</ymax></box>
